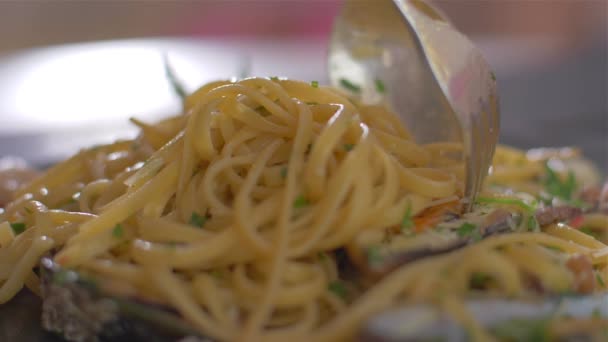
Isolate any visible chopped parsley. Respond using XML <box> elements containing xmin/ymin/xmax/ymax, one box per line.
<box><xmin>456</xmin><ymin>222</ymin><xmax>476</xmax><ymax>238</ymax></box>
<box><xmin>580</xmin><ymin>226</ymin><xmax>599</xmax><ymax>240</ymax></box>
<box><xmin>311</xmin><ymin>80</ymin><xmax>319</xmax><ymax>88</ymax></box>
<box><xmin>280</xmin><ymin>167</ymin><xmax>288</xmax><ymax>179</ymax></box>
<box><xmin>544</xmin><ymin>162</ymin><xmax>577</xmax><ymax>201</ymax></box>
<box><xmin>293</xmin><ymin>195</ymin><xmax>309</xmax><ymax>209</ymax></box>
<box><xmin>339</xmin><ymin>78</ymin><xmax>361</xmax><ymax>93</ymax></box>
<box><xmin>318</xmin><ymin>252</ymin><xmax>328</xmax><ymax>262</ymax></box>
<box><xmin>10</xmin><ymin>222</ymin><xmax>26</xmax><ymax>235</ymax></box>
<box><xmin>476</xmin><ymin>196</ymin><xmax>535</xmax><ymax>213</ymax></box>
<box><xmin>112</xmin><ymin>224</ymin><xmax>124</xmax><ymax>238</ymax></box>
<box><xmin>471</xmin><ymin>230</ymin><xmax>482</xmax><ymax>242</ymax></box>
<box><xmin>597</xmin><ymin>273</ymin><xmax>606</xmax><ymax>288</ymax></box>
<box><xmin>374</xmin><ymin>79</ymin><xmax>386</xmax><ymax>93</ymax></box>
<box><xmin>545</xmin><ymin>245</ymin><xmax>563</xmax><ymax>252</ymax></box>
<box><xmin>343</xmin><ymin>143</ymin><xmax>354</xmax><ymax>151</ymax></box>
<box><xmin>527</xmin><ymin>215</ymin><xmax>539</xmax><ymax>231</ymax></box>
<box><xmin>367</xmin><ymin>245</ymin><xmax>383</xmax><ymax>265</ymax></box>
<box><xmin>470</xmin><ymin>272</ymin><xmax>491</xmax><ymax>289</ymax></box>
<box><xmin>270</xmin><ymin>76</ymin><xmax>279</xmax><ymax>81</ymax></box>
<box><xmin>162</xmin><ymin>54</ymin><xmax>187</xmax><ymax>102</ymax></box>
<box><xmin>189</xmin><ymin>212</ymin><xmax>208</xmax><ymax>228</ymax></box>
<box><xmin>53</xmin><ymin>269</ymin><xmax>78</xmax><ymax>285</ymax></box>
<box><xmin>491</xmin><ymin>319</ymin><xmax>550</xmax><ymax>342</ymax></box>
<box><xmin>328</xmin><ymin>281</ymin><xmax>347</xmax><ymax>300</ymax></box>
<box><xmin>401</xmin><ymin>202</ymin><xmax>414</xmax><ymax>232</ymax></box>
<box><xmin>211</xmin><ymin>269</ymin><xmax>224</xmax><ymax>279</ymax></box>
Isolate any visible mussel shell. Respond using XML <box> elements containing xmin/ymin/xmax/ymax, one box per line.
<box><xmin>40</xmin><ymin>257</ymin><xmax>205</xmax><ymax>342</ymax></box>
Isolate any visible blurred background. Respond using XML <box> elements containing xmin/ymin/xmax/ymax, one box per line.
<box><xmin>0</xmin><ymin>0</ymin><xmax>606</xmax><ymax>170</ymax></box>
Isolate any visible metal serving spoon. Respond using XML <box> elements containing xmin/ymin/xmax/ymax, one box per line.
<box><xmin>328</xmin><ymin>0</ymin><xmax>500</xmax><ymax>210</ymax></box>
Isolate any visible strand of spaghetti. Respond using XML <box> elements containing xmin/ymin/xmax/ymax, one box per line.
<box><xmin>202</xmin><ymin>155</ymin><xmax>256</xmax><ymax>216</ymax></box>
<box><xmin>223</xmin><ymin>99</ymin><xmax>292</xmax><ymax>136</ymax></box>
<box><xmin>311</xmin><ymin>254</ymin><xmax>450</xmax><ymax>342</ymax></box>
<box><xmin>0</xmin><ymin>236</ymin><xmax>54</xmax><ymax>303</ymax></box>
<box><xmin>147</xmin><ymin>265</ymin><xmax>232</xmax><ymax>341</ymax></box>
<box><xmin>373</xmin><ymin>128</ymin><xmax>430</xmax><ymax>166</ymax></box>
<box><xmin>544</xmin><ymin>224</ymin><xmax>606</xmax><ymax>250</ymax></box>
<box><xmin>503</xmin><ymin>244</ymin><xmax>572</xmax><ymax>292</ymax></box>
<box><xmin>24</xmin><ymin>271</ymin><xmax>41</xmax><ymax>297</ymax></box>
<box><xmin>130</xmin><ymin>229</ymin><xmax>235</xmax><ymax>268</ymax></box>
<box><xmin>232</xmin><ymin>263</ymin><xmax>325</xmax><ymax>308</ymax></box>
<box><xmin>239</xmin><ymin>101</ymin><xmax>312</xmax><ymax>340</ymax></box>
<box><xmin>137</xmin><ymin>216</ymin><xmax>212</xmax><ymax>242</ymax></box>
<box><xmin>233</xmin><ymin>140</ymin><xmax>283</xmax><ymax>256</ymax></box>
<box><xmin>582</xmin><ymin>213</ymin><xmax>608</xmax><ymax>228</ymax></box>
<box><xmin>397</xmin><ymin>165</ymin><xmax>456</xmax><ymax>198</ymax></box>
<box><xmin>259</xmin><ymin>302</ymin><xmax>319</xmax><ymax>342</ymax></box>
<box><xmin>240</xmin><ymin>78</ymin><xmax>298</xmax><ymax>121</ymax></box>
<box><xmin>68</xmin><ymin>161</ymin><xmax>178</xmax><ymax>243</ymax></box>
<box><xmin>304</xmin><ymin>104</ymin><xmax>351</xmax><ymax>200</ymax></box>
<box><xmin>441</xmin><ymin>296</ymin><xmax>497</xmax><ymax>342</ymax></box>
<box><xmin>191</xmin><ymin>273</ymin><xmax>238</xmax><ymax>330</ymax></box>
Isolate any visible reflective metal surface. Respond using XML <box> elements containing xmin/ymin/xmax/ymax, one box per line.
<box><xmin>329</xmin><ymin>0</ymin><xmax>500</xmax><ymax>208</ymax></box>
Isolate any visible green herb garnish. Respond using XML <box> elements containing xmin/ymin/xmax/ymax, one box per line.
<box><xmin>343</xmin><ymin>144</ymin><xmax>354</xmax><ymax>152</ymax></box>
<box><xmin>270</xmin><ymin>76</ymin><xmax>279</xmax><ymax>81</ymax></box>
<box><xmin>456</xmin><ymin>222</ymin><xmax>476</xmax><ymax>238</ymax></box>
<box><xmin>293</xmin><ymin>195</ymin><xmax>309</xmax><ymax>209</ymax></box>
<box><xmin>470</xmin><ymin>272</ymin><xmax>491</xmax><ymax>288</ymax></box>
<box><xmin>490</xmin><ymin>71</ymin><xmax>496</xmax><ymax>82</ymax></box>
<box><xmin>597</xmin><ymin>273</ymin><xmax>606</xmax><ymax>288</ymax></box>
<box><xmin>328</xmin><ymin>281</ymin><xmax>347</xmax><ymax>300</ymax></box>
<box><xmin>306</xmin><ymin>101</ymin><xmax>318</xmax><ymax>105</ymax></box>
<box><xmin>476</xmin><ymin>197</ymin><xmax>535</xmax><ymax>212</ymax></box>
<box><xmin>339</xmin><ymin>78</ymin><xmax>361</xmax><ymax>93</ymax></box>
<box><xmin>470</xmin><ymin>230</ymin><xmax>482</xmax><ymax>242</ymax></box>
<box><xmin>318</xmin><ymin>252</ymin><xmax>328</xmax><ymax>261</ymax></box>
<box><xmin>162</xmin><ymin>54</ymin><xmax>188</xmax><ymax>102</ymax></box>
<box><xmin>544</xmin><ymin>162</ymin><xmax>577</xmax><ymax>201</ymax></box>
<box><xmin>112</xmin><ymin>224</ymin><xmax>124</xmax><ymax>238</ymax></box>
<box><xmin>401</xmin><ymin>202</ymin><xmax>414</xmax><ymax>232</ymax></box>
<box><xmin>280</xmin><ymin>167</ymin><xmax>288</xmax><ymax>179</ymax></box>
<box><xmin>367</xmin><ymin>245</ymin><xmax>383</xmax><ymax>265</ymax></box>
<box><xmin>580</xmin><ymin>226</ymin><xmax>599</xmax><ymax>240</ymax></box>
<box><xmin>311</xmin><ymin>80</ymin><xmax>319</xmax><ymax>88</ymax></box>
<box><xmin>10</xmin><ymin>222</ymin><xmax>26</xmax><ymax>235</ymax></box>
<box><xmin>545</xmin><ymin>245</ymin><xmax>563</xmax><ymax>252</ymax></box>
<box><xmin>189</xmin><ymin>212</ymin><xmax>207</xmax><ymax>228</ymax></box>
<box><xmin>53</xmin><ymin>269</ymin><xmax>78</xmax><ymax>285</ymax></box>
<box><xmin>527</xmin><ymin>215</ymin><xmax>539</xmax><ymax>231</ymax></box>
<box><xmin>375</xmin><ymin>79</ymin><xmax>386</xmax><ymax>93</ymax></box>
<box><xmin>492</xmin><ymin>319</ymin><xmax>550</xmax><ymax>342</ymax></box>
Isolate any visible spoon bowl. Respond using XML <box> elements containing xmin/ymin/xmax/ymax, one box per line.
<box><xmin>328</xmin><ymin>0</ymin><xmax>500</xmax><ymax>210</ymax></box>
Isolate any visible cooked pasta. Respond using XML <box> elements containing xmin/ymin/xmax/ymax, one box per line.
<box><xmin>0</xmin><ymin>77</ymin><xmax>605</xmax><ymax>341</ymax></box>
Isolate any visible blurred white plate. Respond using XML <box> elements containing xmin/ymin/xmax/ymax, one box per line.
<box><xmin>0</xmin><ymin>37</ymin><xmax>327</xmax><ymax>165</ymax></box>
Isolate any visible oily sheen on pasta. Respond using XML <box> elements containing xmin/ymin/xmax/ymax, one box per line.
<box><xmin>0</xmin><ymin>78</ymin><xmax>606</xmax><ymax>342</ymax></box>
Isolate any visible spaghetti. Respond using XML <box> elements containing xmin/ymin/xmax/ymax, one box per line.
<box><xmin>0</xmin><ymin>77</ymin><xmax>605</xmax><ymax>341</ymax></box>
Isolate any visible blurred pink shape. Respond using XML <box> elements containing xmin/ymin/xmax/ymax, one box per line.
<box><xmin>180</xmin><ymin>2</ymin><xmax>340</xmax><ymax>37</ymax></box>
